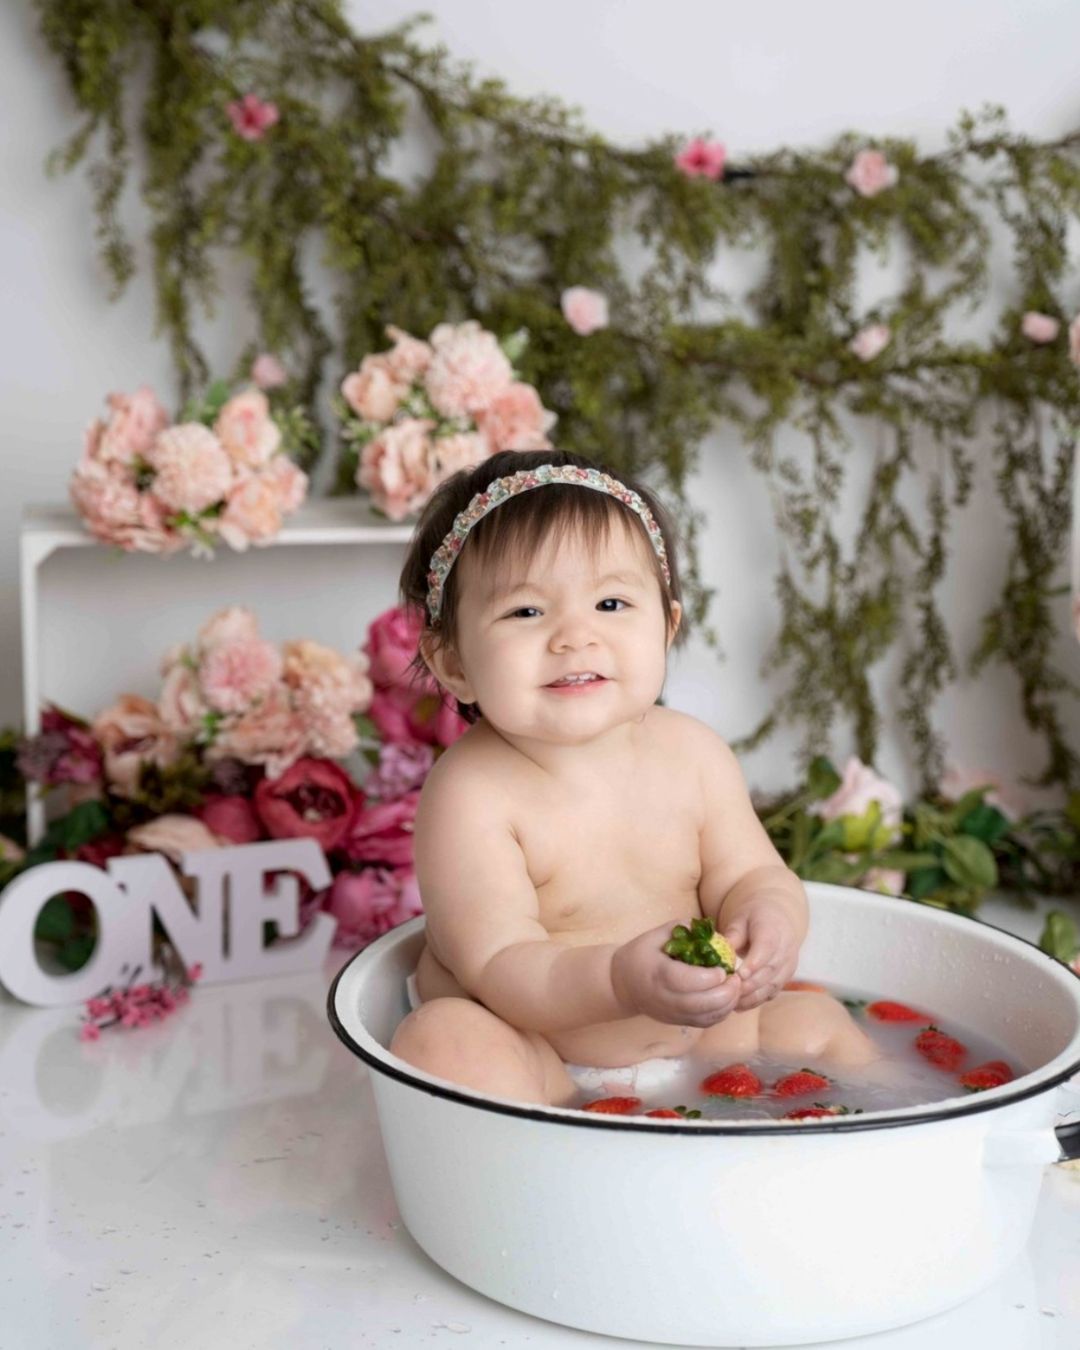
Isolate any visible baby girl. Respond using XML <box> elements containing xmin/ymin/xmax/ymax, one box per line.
<box><xmin>389</xmin><ymin>449</ymin><xmax>878</xmax><ymax>1107</ymax></box>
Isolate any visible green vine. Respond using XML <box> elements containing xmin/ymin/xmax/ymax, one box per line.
<box><xmin>33</xmin><ymin>0</ymin><xmax>1080</xmax><ymax>785</ymax></box>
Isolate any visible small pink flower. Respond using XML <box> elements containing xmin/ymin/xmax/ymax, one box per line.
<box><xmin>845</xmin><ymin>149</ymin><xmax>899</xmax><ymax>198</ymax></box>
<box><xmin>357</xmin><ymin>418</ymin><xmax>439</xmax><ymax>521</ymax></box>
<box><xmin>200</xmin><ymin>636</ymin><xmax>283</xmax><ymax>713</ymax></box>
<box><xmin>561</xmin><ymin>287</ymin><xmax>610</xmax><ymax>336</ymax></box>
<box><xmin>362</xmin><ymin>741</ymin><xmax>435</xmax><ymax>800</ymax></box>
<box><xmin>214</xmin><ymin>390</ymin><xmax>281</xmax><ymax>469</ymax></box>
<box><xmin>475</xmin><ymin>382</ymin><xmax>557</xmax><ymax>453</ymax></box>
<box><xmin>674</xmin><ymin>138</ymin><xmax>727</xmax><ymax>180</ymax></box>
<box><xmin>148</xmin><ymin>423</ymin><xmax>233</xmax><ymax>514</ymax></box>
<box><xmin>1020</xmin><ymin>312</ymin><xmax>1060</xmax><ymax>344</ymax></box>
<box><xmin>251</xmin><ymin>353</ymin><xmax>288</xmax><ymax>389</ymax></box>
<box><xmin>227</xmin><ymin>93</ymin><xmax>280</xmax><ymax>142</ymax></box>
<box><xmin>79</xmin><ymin>1022</ymin><xmax>101</xmax><ymax>1042</ymax></box>
<box><xmin>341</xmin><ymin>354</ymin><xmax>408</xmax><ymax>423</ymax></box>
<box><xmin>424</xmin><ymin>321</ymin><xmax>514</xmax><ymax>419</ymax></box>
<box><xmin>849</xmin><ymin>323</ymin><xmax>891</xmax><ymax>362</ymax></box>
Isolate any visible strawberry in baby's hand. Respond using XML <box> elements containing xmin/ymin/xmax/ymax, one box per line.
<box><xmin>644</xmin><ymin>1104</ymin><xmax>703</xmax><ymax>1120</ymax></box>
<box><xmin>582</xmin><ymin>1096</ymin><xmax>642</xmax><ymax>1115</ymax></box>
<box><xmin>914</xmin><ymin>1026</ymin><xmax>967</xmax><ymax>1071</ymax></box>
<box><xmin>867</xmin><ymin>1000</ymin><xmax>927</xmax><ymax>1023</ymax></box>
<box><xmin>700</xmin><ymin>1063</ymin><xmax>763</xmax><ymax>1098</ymax></box>
<box><xmin>663</xmin><ymin>918</ymin><xmax>740</xmax><ymax>973</ymax></box>
<box><xmin>783</xmin><ymin>1103</ymin><xmax>862</xmax><ymax>1121</ymax></box>
<box><xmin>959</xmin><ymin>1060</ymin><xmax>1013</xmax><ymax>1092</ymax></box>
<box><xmin>772</xmin><ymin>1069</ymin><xmax>832</xmax><ymax>1098</ymax></box>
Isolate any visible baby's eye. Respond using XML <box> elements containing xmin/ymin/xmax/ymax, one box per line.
<box><xmin>598</xmin><ymin>598</ymin><xmax>628</xmax><ymax>611</ymax></box>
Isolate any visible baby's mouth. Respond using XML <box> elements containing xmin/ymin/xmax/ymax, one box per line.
<box><xmin>545</xmin><ymin>673</ymin><xmax>609</xmax><ymax>689</ymax></box>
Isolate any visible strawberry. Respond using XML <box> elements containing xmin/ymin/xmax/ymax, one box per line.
<box><xmin>914</xmin><ymin>1025</ymin><xmax>967</xmax><ymax>1071</ymax></box>
<box><xmin>700</xmin><ymin>1063</ymin><xmax>763</xmax><ymax>1098</ymax></box>
<box><xmin>959</xmin><ymin>1060</ymin><xmax>1013</xmax><ymax>1092</ymax></box>
<box><xmin>784</xmin><ymin>980</ymin><xmax>828</xmax><ymax>993</ymax></box>
<box><xmin>581</xmin><ymin>1096</ymin><xmax>642</xmax><ymax>1114</ymax></box>
<box><xmin>782</xmin><ymin>1103</ymin><xmax>854</xmax><ymax>1120</ymax></box>
<box><xmin>772</xmin><ymin>1069</ymin><xmax>831</xmax><ymax>1097</ymax></box>
<box><xmin>866</xmin><ymin>1000</ymin><xmax>926</xmax><ymax>1023</ymax></box>
<box><xmin>644</xmin><ymin>1104</ymin><xmax>702</xmax><ymax>1120</ymax></box>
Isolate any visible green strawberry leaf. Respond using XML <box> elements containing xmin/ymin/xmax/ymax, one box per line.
<box><xmin>942</xmin><ymin>835</ymin><xmax>998</xmax><ymax>891</ymax></box>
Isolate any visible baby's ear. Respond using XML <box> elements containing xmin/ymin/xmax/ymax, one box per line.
<box><xmin>420</xmin><ymin>633</ymin><xmax>477</xmax><ymax>704</ymax></box>
<box><xmin>667</xmin><ymin>599</ymin><xmax>683</xmax><ymax>646</ymax></box>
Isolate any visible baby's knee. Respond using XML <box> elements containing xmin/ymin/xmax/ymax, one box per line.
<box><xmin>761</xmin><ymin>991</ymin><xmax>877</xmax><ymax>1065</ymax></box>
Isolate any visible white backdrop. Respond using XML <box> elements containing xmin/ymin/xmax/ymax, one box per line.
<box><xmin>2</xmin><ymin>0</ymin><xmax>1079</xmax><ymax>800</ymax></box>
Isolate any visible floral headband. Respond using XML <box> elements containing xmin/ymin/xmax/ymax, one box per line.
<box><xmin>425</xmin><ymin>463</ymin><xmax>671</xmax><ymax>623</ymax></box>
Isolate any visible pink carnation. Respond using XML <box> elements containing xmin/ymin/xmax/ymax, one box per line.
<box><xmin>342</xmin><ymin>355</ymin><xmax>408</xmax><ymax>423</ymax></box>
<box><xmin>206</xmin><ymin>685</ymin><xmax>307</xmax><ymax>779</ymax></box>
<box><xmin>674</xmin><ymin>138</ymin><xmax>727</xmax><ymax>180</ymax></box>
<box><xmin>282</xmin><ymin>639</ymin><xmax>372</xmax><ymax>758</ymax></box>
<box><xmin>216</xmin><ymin>474</ymin><xmax>284</xmax><ymax>550</ymax></box>
<box><xmin>148</xmin><ymin>424</ymin><xmax>233</xmax><ymax>514</ymax></box>
<box><xmin>1020</xmin><ymin>312</ymin><xmax>1060</xmax><ymax>344</ymax></box>
<box><xmin>198</xmin><ymin>606</ymin><xmax>260</xmax><ymax>650</ymax></box>
<box><xmin>200</xmin><ymin>637</ymin><xmax>283</xmax><ymax>713</ymax></box>
<box><xmin>845</xmin><ymin>149</ymin><xmax>899</xmax><ymax>198</ymax></box>
<box><xmin>560</xmin><ymin>287</ymin><xmax>609</xmax><ymax>336</ymax></box>
<box><xmin>98</xmin><ymin>386</ymin><xmax>171</xmax><ymax>464</ymax></box>
<box><xmin>476</xmin><ymin>382</ymin><xmax>557</xmax><ymax>453</ymax></box>
<box><xmin>384</xmin><ymin>325</ymin><xmax>434</xmax><ymax>382</ymax></box>
<box><xmin>424</xmin><ymin>321</ymin><xmax>514</xmax><ymax>418</ymax></box>
<box><xmin>251</xmin><ymin>354</ymin><xmax>288</xmax><ymax>389</ymax></box>
<box><xmin>433</xmin><ymin>431</ymin><xmax>492</xmax><ymax>484</ymax></box>
<box><xmin>261</xmin><ymin>455</ymin><xmax>308</xmax><ymax>512</ymax></box>
<box><xmin>214</xmin><ymin>390</ymin><xmax>281</xmax><ymax>469</ymax></box>
<box><xmin>357</xmin><ymin>418</ymin><xmax>439</xmax><ymax>521</ymax></box>
<box><xmin>70</xmin><ymin>458</ymin><xmax>183</xmax><ymax>553</ymax></box>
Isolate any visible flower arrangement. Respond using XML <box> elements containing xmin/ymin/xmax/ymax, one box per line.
<box><xmin>337</xmin><ymin>322</ymin><xmax>557</xmax><ymax>520</ymax></box>
<box><xmin>70</xmin><ymin>377</ymin><xmax>314</xmax><ymax>555</ymax></box>
<box><xmin>13</xmin><ymin>605</ymin><xmax>469</xmax><ymax>981</ymax></box>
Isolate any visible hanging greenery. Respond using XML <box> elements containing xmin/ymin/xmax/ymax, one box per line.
<box><xmin>34</xmin><ymin>0</ymin><xmax>1080</xmax><ymax>789</ymax></box>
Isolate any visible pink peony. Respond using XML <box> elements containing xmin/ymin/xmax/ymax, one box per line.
<box><xmin>327</xmin><ymin>865</ymin><xmax>423</xmax><ymax>951</ymax></box>
<box><xmin>206</xmin><ymin>685</ymin><xmax>307</xmax><ymax>779</ymax></box>
<box><xmin>282</xmin><ymin>638</ymin><xmax>372</xmax><ymax>759</ymax></box>
<box><xmin>845</xmin><ymin>149</ymin><xmax>899</xmax><ymax>198</ymax></box>
<box><xmin>148</xmin><ymin>424</ymin><xmax>233</xmax><ymax>514</ymax></box>
<box><xmin>364</xmin><ymin>606</ymin><xmax>425</xmax><ymax>688</ymax></box>
<box><xmin>261</xmin><ymin>454</ymin><xmax>308</xmax><ymax>512</ymax></box>
<box><xmin>227</xmin><ymin>93</ymin><xmax>280</xmax><ymax>141</ymax></box>
<box><xmin>98</xmin><ymin>386</ymin><xmax>171</xmax><ymax>464</ymax></box>
<box><xmin>70</xmin><ymin>457</ymin><xmax>183</xmax><ymax>553</ymax></box>
<box><xmin>475</xmin><ymin>382</ymin><xmax>557</xmax><ymax>453</ymax></box>
<box><xmin>342</xmin><ymin>355</ymin><xmax>408</xmax><ymax>423</ymax></box>
<box><xmin>424</xmin><ymin>321</ymin><xmax>514</xmax><ymax>418</ymax></box>
<box><xmin>1068</xmin><ymin>314</ymin><xmax>1080</xmax><ymax>367</ymax></box>
<box><xmin>194</xmin><ymin>794</ymin><xmax>263</xmax><ymax>844</ymax></box>
<box><xmin>812</xmin><ymin>756</ymin><xmax>903</xmax><ymax>832</ymax></box>
<box><xmin>849</xmin><ymin>323</ymin><xmax>891</xmax><ymax>362</ymax></box>
<box><xmin>362</xmin><ymin>740</ymin><xmax>435</xmax><ymax>800</ymax></box>
<box><xmin>198</xmin><ymin>607</ymin><xmax>260</xmax><ymax>650</ymax></box>
<box><xmin>432</xmin><ymin>431</ymin><xmax>492</xmax><ymax>484</ymax></box>
<box><xmin>254</xmin><ymin>756</ymin><xmax>360</xmax><ymax>852</ymax></box>
<box><xmin>343</xmin><ymin>790</ymin><xmax>419</xmax><ymax>866</ymax></box>
<box><xmin>199</xmin><ymin>637</ymin><xmax>283</xmax><ymax>713</ymax></box>
<box><xmin>384</xmin><ymin>325</ymin><xmax>433</xmax><ymax>382</ymax></box>
<box><xmin>92</xmin><ymin>695</ymin><xmax>181</xmax><ymax>798</ymax></box>
<box><xmin>357</xmin><ymin>418</ymin><xmax>439</xmax><ymax>521</ymax></box>
<box><xmin>157</xmin><ymin>663</ymin><xmax>207</xmax><ymax>735</ymax></box>
<box><xmin>674</xmin><ymin>138</ymin><xmax>727</xmax><ymax>180</ymax></box>
<box><xmin>126</xmin><ymin>814</ymin><xmax>222</xmax><ymax>862</ymax></box>
<box><xmin>560</xmin><ymin>287</ymin><xmax>610</xmax><ymax>336</ymax></box>
<box><xmin>216</xmin><ymin>474</ymin><xmax>284</xmax><ymax>550</ymax></box>
<box><xmin>1020</xmin><ymin>312</ymin><xmax>1060</xmax><ymax>344</ymax></box>
<box><xmin>251</xmin><ymin>354</ymin><xmax>288</xmax><ymax>389</ymax></box>
<box><xmin>214</xmin><ymin>390</ymin><xmax>281</xmax><ymax>469</ymax></box>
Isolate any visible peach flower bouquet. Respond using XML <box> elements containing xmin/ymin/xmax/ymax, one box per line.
<box><xmin>336</xmin><ymin>321</ymin><xmax>557</xmax><ymax>520</ymax></box>
<box><xmin>70</xmin><ymin>378</ymin><xmax>310</xmax><ymax>556</ymax></box>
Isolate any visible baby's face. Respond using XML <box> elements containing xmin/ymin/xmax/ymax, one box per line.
<box><xmin>447</xmin><ymin>520</ymin><xmax>680</xmax><ymax>747</ymax></box>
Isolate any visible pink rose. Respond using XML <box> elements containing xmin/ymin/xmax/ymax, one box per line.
<box><xmin>251</xmin><ymin>354</ymin><xmax>288</xmax><ymax>389</ymax></box>
<box><xmin>226</xmin><ymin>93</ymin><xmax>280</xmax><ymax>141</ymax></box>
<box><xmin>357</xmin><ymin>418</ymin><xmax>439</xmax><ymax>521</ymax></box>
<box><xmin>343</xmin><ymin>790</ymin><xmax>419</xmax><ymax>866</ymax></box>
<box><xmin>560</xmin><ymin>287</ymin><xmax>610</xmax><ymax>336</ymax></box>
<box><xmin>148</xmin><ymin>424</ymin><xmax>233</xmax><ymax>514</ymax></box>
<box><xmin>367</xmin><ymin>684</ymin><xmax>469</xmax><ymax>750</ymax></box>
<box><xmin>812</xmin><ymin>756</ymin><xmax>903</xmax><ymax>834</ymax></box>
<box><xmin>849</xmin><ymin>323</ymin><xmax>891</xmax><ymax>362</ymax></box>
<box><xmin>126</xmin><ymin>814</ymin><xmax>222</xmax><ymax>862</ymax></box>
<box><xmin>845</xmin><ymin>149</ymin><xmax>899</xmax><ymax>198</ymax></box>
<box><xmin>194</xmin><ymin>794</ymin><xmax>263</xmax><ymax>844</ymax></box>
<box><xmin>262</xmin><ymin>454</ymin><xmax>308</xmax><ymax>512</ymax></box>
<box><xmin>199</xmin><ymin>637</ymin><xmax>283</xmax><ymax>713</ymax></box>
<box><xmin>674</xmin><ymin>138</ymin><xmax>727</xmax><ymax>180</ymax></box>
<box><xmin>384</xmin><ymin>325</ymin><xmax>434</xmax><ymax>382</ymax></box>
<box><xmin>98</xmin><ymin>386</ymin><xmax>170</xmax><ymax>464</ymax></box>
<box><xmin>475</xmin><ymin>383</ymin><xmax>557</xmax><ymax>453</ymax></box>
<box><xmin>362</xmin><ymin>740</ymin><xmax>435</xmax><ymax>801</ymax></box>
<box><xmin>433</xmin><ymin>431</ymin><xmax>492</xmax><ymax>484</ymax></box>
<box><xmin>940</xmin><ymin>764</ymin><xmax>1022</xmax><ymax>823</ymax></box>
<box><xmin>254</xmin><ymin>756</ymin><xmax>360</xmax><ymax>852</ymax></box>
<box><xmin>1020</xmin><ymin>312</ymin><xmax>1060</xmax><ymax>344</ymax></box>
<box><xmin>207</xmin><ymin>685</ymin><xmax>307</xmax><ymax>779</ymax></box>
<box><xmin>327</xmin><ymin>865</ymin><xmax>423</xmax><ymax>951</ymax></box>
<box><xmin>342</xmin><ymin>354</ymin><xmax>408</xmax><ymax>423</ymax></box>
<box><xmin>363</xmin><ymin>605</ymin><xmax>425</xmax><ymax>687</ymax></box>
<box><xmin>859</xmin><ymin>868</ymin><xmax>905</xmax><ymax>896</ymax></box>
<box><xmin>424</xmin><ymin>321</ymin><xmax>514</xmax><ymax>418</ymax></box>
<box><xmin>92</xmin><ymin>695</ymin><xmax>180</xmax><ymax>798</ymax></box>
<box><xmin>214</xmin><ymin>390</ymin><xmax>281</xmax><ymax>469</ymax></box>
<box><xmin>1068</xmin><ymin>314</ymin><xmax>1080</xmax><ymax>367</ymax></box>
<box><xmin>158</xmin><ymin>663</ymin><xmax>207</xmax><ymax>735</ymax></box>
<box><xmin>216</xmin><ymin>474</ymin><xmax>284</xmax><ymax>550</ymax></box>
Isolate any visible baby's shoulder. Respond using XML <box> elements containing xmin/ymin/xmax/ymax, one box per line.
<box><xmin>646</xmin><ymin>705</ymin><xmax>728</xmax><ymax>761</ymax></box>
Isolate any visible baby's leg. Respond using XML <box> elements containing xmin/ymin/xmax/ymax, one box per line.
<box><xmin>758</xmin><ymin>991</ymin><xmax>880</xmax><ymax>1067</ymax></box>
<box><xmin>390</xmin><ymin>996</ymin><xmax>578</xmax><ymax>1108</ymax></box>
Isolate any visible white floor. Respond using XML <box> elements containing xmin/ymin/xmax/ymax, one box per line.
<box><xmin>0</xmin><ymin>894</ymin><xmax>1078</xmax><ymax>1350</ymax></box>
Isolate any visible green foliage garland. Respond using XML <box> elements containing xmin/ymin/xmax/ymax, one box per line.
<box><xmin>33</xmin><ymin>0</ymin><xmax>1080</xmax><ymax>786</ymax></box>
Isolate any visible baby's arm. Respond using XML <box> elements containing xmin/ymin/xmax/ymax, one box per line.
<box><xmin>694</xmin><ymin>726</ymin><xmax>808</xmax><ymax>1010</ymax></box>
<box><xmin>413</xmin><ymin>758</ymin><xmax>632</xmax><ymax>1035</ymax></box>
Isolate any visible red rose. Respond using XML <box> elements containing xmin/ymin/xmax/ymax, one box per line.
<box><xmin>342</xmin><ymin>789</ymin><xmax>419</xmax><ymax>866</ymax></box>
<box><xmin>254</xmin><ymin>757</ymin><xmax>360</xmax><ymax>853</ymax></box>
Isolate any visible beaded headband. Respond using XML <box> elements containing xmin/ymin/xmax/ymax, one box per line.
<box><xmin>425</xmin><ymin>463</ymin><xmax>671</xmax><ymax>623</ymax></box>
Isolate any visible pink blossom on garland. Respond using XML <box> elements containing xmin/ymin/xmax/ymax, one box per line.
<box><xmin>227</xmin><ymin>93</ymin><xmax>280</xmax><ymax>142</ymax></box>
<box><xmin>674</xmin><ymin>138</ymin><xmax>727</xmax><ymax>180</ymax></box>
<box><xmin>1020</xmin><ymin>312</ymin><xmax>1060</xmax><ymax>344</ymax></box>
<box><xmin>251</xmin><ymin>353</ymin><xmax>288</xmax><ymax>389</ymax></box>
<box><xmin>560</xmin><ymin>287</ymin><xmax>610</xmax><ymax>336</ymax></box>
<box><xmin>849</xmin><ymin>323</ymin><xmax>891</xmax><ymax>362</ymax></box>
<box><xmin>845</xmin><ymin>149</ymin><xmax>899</xmax><ymax>198</ymax></box>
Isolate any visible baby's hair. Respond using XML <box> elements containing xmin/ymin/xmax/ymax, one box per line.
<box><xmin>398</xmin><ymin>448</ymin><xmax>687</xmax><ymax>724</ymax></box>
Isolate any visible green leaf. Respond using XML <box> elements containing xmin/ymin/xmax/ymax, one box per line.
<box><xmin>942</xmin><ymin>835</ymin><xmax>998</xmax><ymax>891</ymax></box>
<box><xmin>806</xmin><ymin>756</ymin><xmax>841</xmax><ymax>801</ymax></box>
<box><xmin>1038</xmin><ymin>911</ymin><xmax>1080</xmax><ymax>964</ymax></box>
<box><xmin>34</xmin><ymin>896</ymin><xmax>75</xmax><ymax>944</ymax></box>
<box><xmin>908</xmin><ymin>865</ymin><xmax>949</xmax><ymax>900</ymax></box>
<box><xmin>873</xmin><ymin>850</ymin><xmax>939</xmax><ymax>871</ymax></box>
<box><xmin>956</xmin><ymin>801</ymin><xmax>1010</xmax><ymax>845</ymax></box>
<box><xmin>56</xmin><ymin>933</ymin><xmax>96</xmax><ymax>972</ymax></box>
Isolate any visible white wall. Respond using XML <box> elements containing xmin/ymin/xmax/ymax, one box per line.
<box><xmin>2</xmin><ymin>0</ymin><xmax>1078</xmax><ymax>799</ymax></box>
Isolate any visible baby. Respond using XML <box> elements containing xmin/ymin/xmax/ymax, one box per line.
<box><xmin>389</xmin><ymin>449</ymin><xmax>878</xmax><ymax>1107</ymax></box>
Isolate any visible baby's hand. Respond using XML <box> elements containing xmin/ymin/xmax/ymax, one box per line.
<box><xmin>611</xmin><ymin>921</ymin><xmax>742</xmax><ymax>1028</ymax></box>
<box><xmin>720</xmin><ymin>895</ymin><xmax>801</xmax><ymax>1012</ymax></box>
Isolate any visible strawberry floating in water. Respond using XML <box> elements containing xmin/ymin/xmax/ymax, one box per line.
<box><xmin>783</xmin><ymin>980</ymin><xmax>828</xmax><ymax>993</ymax></box>
<box><xmin>959</xmin><ymin>1060</ymin><xmax>1013</xmax><ymax>1092</ymax></box>
<box><xmin>772</xmin><ymin>1069</ymin><xmax>832</xmax><ymax>1098</ymax></box>
<box><xmin>644</xmin><ymin>1105</ymin><xmax>703</xmax><ymax>1120</ymax></box>
<box><xmin>581</xmin><ymin>1096</ymin><xmax>642</xmax><ymax>1115</ymax></box>
<box><xmin>663</xmin><ymin>917</ymin><xmax>740</xmax><ymax>973</ymax></box>
<box><xmin>700</xmin><ymin>1063</ymin><xmax>763</xmax><ymax>1098</ymax></box>
<box><xmin>782</xmin><ymin>1103</ymin><xmax>861</xmax><ymax>1120</ymax></box>
<box><xmin>914</xmin><ymin>1026</ymin><xmax>967</xmax><ymax>1071</ymax></box>
<box><xmin>867</xmin><ymin>1000</ymin><xmax>927</xmax><ymax>1023</ymax></box>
